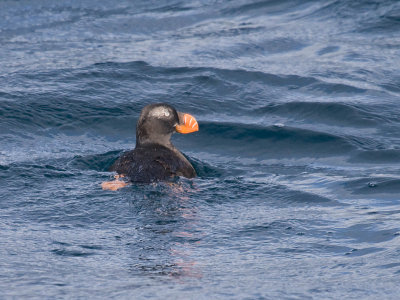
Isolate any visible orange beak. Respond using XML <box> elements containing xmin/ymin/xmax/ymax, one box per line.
<box><xmin>175</xmin><ymin>113</ymin><xmax>199</xmax><ymax>134</ymax></box>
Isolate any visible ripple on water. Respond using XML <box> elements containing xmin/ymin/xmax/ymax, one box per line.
<box><xmin>1</xmin><ymin>0</ymin><xmax>400</xmax><ymax>299</ymax></box>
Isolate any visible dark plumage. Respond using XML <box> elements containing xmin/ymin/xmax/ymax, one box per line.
<box><xmin>109</xmin><ymin>103</ymin><xmax>198</xmax><ymax>183</ymax></box>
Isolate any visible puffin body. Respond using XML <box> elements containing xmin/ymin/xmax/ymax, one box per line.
<box><xmin>106</xmin><ymin>103</ymin><xmax>198</xmax><ymax>186</ymax></box>
<box><xmin>109</xmin><ymin>143</ymin><xmax>196</xmax><ymax>183</ymax></box>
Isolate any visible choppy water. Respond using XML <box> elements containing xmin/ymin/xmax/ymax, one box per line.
<box><xmin>1</xmin><ymin>0</ymin><xmax>400</xmax><ymax>298</ymax></box>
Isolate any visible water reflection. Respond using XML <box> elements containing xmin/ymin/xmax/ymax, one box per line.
<box><xmin>125</xmin><ymin>180</ymin><xmax>203</xmax><ymax>280</ymax></box>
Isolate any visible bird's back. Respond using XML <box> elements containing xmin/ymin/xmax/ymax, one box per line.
<box><xmin>109</xmin><ymin>144</ymin><xmax>195</xmax><ymax>183</ymax></box>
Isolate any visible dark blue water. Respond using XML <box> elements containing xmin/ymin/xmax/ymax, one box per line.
<box><xmin>1</xmin><ymin>0</ymin><xmax>400</xmax><ymax>298</ymax></box>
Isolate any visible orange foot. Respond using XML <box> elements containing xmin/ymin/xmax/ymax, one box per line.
<box><xmin>101</xmin><ymin>175</ymin><xmax>129</xmax><ymax>191</ymax></box>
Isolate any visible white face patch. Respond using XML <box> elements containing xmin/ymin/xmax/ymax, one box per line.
<box><xmin>150</xmin><ymin>107</ymin><xmax>170</xmax><ymax>119</ymax></box>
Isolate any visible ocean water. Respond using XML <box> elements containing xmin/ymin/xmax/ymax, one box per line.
<box><xmin>1</xmin><ymin>0</ymin><xmax>400</xmax><ymax>298</ymax></box>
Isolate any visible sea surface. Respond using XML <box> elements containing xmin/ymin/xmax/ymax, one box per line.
<box><xmin>1</xmin><ymin>0</ymin><xmax>400</xmax><ymax>299</ymax></box>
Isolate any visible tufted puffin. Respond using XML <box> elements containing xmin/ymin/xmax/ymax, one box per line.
<box><xmin>101</xmin><ymin>103</ymin><xmax>199</xmax><ymax>190</ymax></box>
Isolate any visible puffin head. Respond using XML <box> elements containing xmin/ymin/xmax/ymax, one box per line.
<box><xmin>136</xmin><ymin>103</ymin><xmax>199</xmax><ymax>146</ymax></box>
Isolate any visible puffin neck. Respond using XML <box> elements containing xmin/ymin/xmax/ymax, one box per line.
<box><xmin>136</xmin><ymin>133</ymin><xmax>173</xmax><ymax>149</ymax></box>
